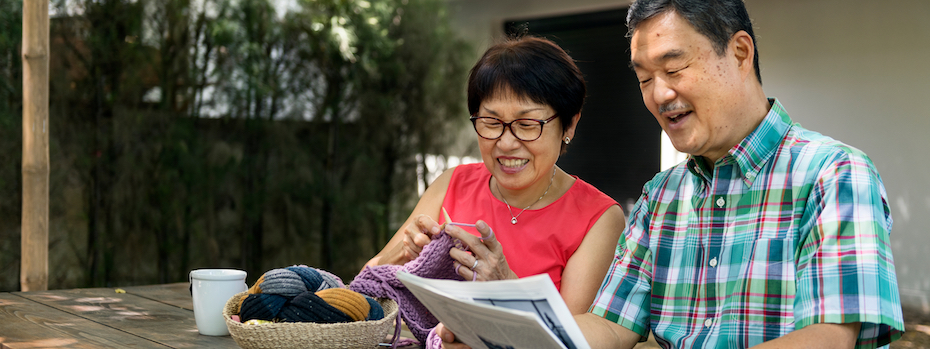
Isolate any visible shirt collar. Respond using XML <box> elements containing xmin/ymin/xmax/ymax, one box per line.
<box><xmin>686</xmin><ymin>98</ymin><xmax>792</xmax><ymax>187</ymax></box>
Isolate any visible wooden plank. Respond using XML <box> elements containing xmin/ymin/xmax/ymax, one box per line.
<box><xmin>15</xmin><ymin>288</ymin><xmax>237</xmax><ymax>348</ymax></box>
<box><xmin>0</xmin><ymin>293</ymin><xmax>162</xmax><ymax>348</ymax></box>
<box><xmin>121</xmin><ymin>283</ymin><xmax>193</xmax><ymax>310</ymax></box>
<box><xmin>21</xmin><ymin>0</ymin><xmax>50</xmax><ymax>292</ymax></box>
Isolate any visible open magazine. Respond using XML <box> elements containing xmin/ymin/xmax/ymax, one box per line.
<box><xmin>396</xmin><ymin>272</ymin><xmax>591</xmax><ymax>349</ymax></box>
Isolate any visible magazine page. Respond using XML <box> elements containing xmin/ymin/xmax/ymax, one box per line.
<box><xmin>397</xmin><ymin>272</ymin><xmax>590</xmax><ymax>349</ymax></box>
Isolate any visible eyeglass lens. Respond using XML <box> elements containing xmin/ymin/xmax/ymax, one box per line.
<box><xmin>473</xmin><ymin>118</ymin><xmax>545</xmax><ymax>141</ymax></box>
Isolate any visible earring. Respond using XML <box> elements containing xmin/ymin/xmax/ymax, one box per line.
<box><xmin>564</xmin><ymin>137</ymin><xmax>571</xmax><ymax>144</ymax></box>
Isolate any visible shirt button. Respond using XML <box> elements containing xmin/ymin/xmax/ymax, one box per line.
<box><xmin>709</xmin><ymin>257</ymin><xmax>718</xmax><ymax>267</ymax></box>
<box><xmin>715</xmin><ymin>197</ymin><xmax>725</xmax><ymax>207</ymax></box>
<box><xmin>704</xmin><ymin>318</ymin><xmax>713</xmax><ymax>327</ymax></box>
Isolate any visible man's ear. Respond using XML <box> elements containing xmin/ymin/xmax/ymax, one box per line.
<box><xmin>730</xmin><ymin>30</ymin><xmax>755</xmax><ymax>80</ymax></box>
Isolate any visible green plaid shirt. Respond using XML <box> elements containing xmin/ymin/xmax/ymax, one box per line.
<box><xmin>591</xmin><ymin>99</ymin><xmax>903</xmax><ymax>348</ymax></box>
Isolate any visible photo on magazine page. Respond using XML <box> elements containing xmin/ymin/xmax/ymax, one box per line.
<box><xmin>472</xmin><ymin>298</ymin><xmax>574</xmax><ymax>349</ymax></box>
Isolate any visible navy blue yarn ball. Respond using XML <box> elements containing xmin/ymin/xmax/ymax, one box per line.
<box><xmin>239</xmin><ymin>293</ymin><xmax>288</xmax><ymax>322</ymax></box>
<box><xmin>286</xmin><ymin>266</ymin><xmax>324</xmax><ymax>291</ymax></box>
<box><xmin>278</xmin><ymin>291</ymin><xmax>353</xmax><ymax>323</ymax></box>
<box><xmin>363</xmin><ymin>295</ymin><xmax>384</xmax><ymax>320</ymax></box>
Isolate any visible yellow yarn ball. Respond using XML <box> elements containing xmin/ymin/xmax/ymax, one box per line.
<box><xmin>316</xmin><ymin>288</ymin><xmax>370</xmax><ymax>322</ymax></box>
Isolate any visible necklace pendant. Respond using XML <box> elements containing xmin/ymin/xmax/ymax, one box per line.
<box><xmin>511</xmin><ymin>217</ymin><xmax>518</xmax><ymax>225</ymax></box>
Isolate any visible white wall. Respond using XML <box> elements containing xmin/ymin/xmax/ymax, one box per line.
<box><xmin>746</xmin><ymin>0</ymin><xmax>930</xmax><ymax>312</ymax></box>
<box><xmin>448</xmin><ymin>0</ymin><xmax>930</xmax><ymax>312</ymax></box>
<box><xmin>447</xmin><ymin>0</ymin><xmax>632</xmax><ymax>57</ymax></box>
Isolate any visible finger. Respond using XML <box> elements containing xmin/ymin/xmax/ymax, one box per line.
<box><xmin>475</xmin><ymin>220</ymin><xmax>496</xmax><ymax>244</ymax></box>
<box><xmin>415</xmin><ymin>214</ymin><xmax>443</xmax><ymax>238</ymax></box>
<box><xmin>443</xmin><ymin>224</ymin><xmax>483</xmax><ymax>252</ymax></box>
<box><xmin>404</xmin><ymin>224</ymin><xmax>432</xmax><ymax>249</ymax></box>
<box><xmin>449</xmin><ymin>247</ymin><xmax>476</xmax><ymax>269</ymax></box>
<box><xmin>452</xmin><ymin>260</ymin><xmax>470</xmax><ymax>280</ymax></box>
<box><xmin>452</xmin><ymin>262</ymin><xmax>473</xmax><ymax>280</ymax></box>
<box><xmin>402</xmin><ymin>239</ymin><xmax>420</xmax><ymax>261</ymax></box>
<box><xmin>437</xmin><ymin>323</ymin><xmax>470</xmax><ymax>348</ymax></box>
<box><xmin>412</xmin><ymin>231</ymin><xmax>432</xmax><ymax>248</ymax></box>
<box><xmin>403</xmin><ymin>231</ymin><xmax>424</xmax><ymax>249</ymax></box>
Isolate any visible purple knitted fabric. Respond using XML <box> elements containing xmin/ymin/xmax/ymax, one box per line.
<box><xmin>349</xmin><ymin>231</ymin><xmax>465</xmax><ymax>343</ymax></box>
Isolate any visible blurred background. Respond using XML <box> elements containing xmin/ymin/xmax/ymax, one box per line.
<box><xmin>2</xmin><ymin>0</ymin><xmax>928</xmax><ymax>324</ymax></box>
<box><xmin>2</xmin><ymin>0</ymin><xmax>473</xmax><ymax>288</ymax></box>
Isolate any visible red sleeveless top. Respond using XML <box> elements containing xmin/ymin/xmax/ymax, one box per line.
<box><xmin>440</xmin><ymin>163</ymin><xmax>618</xmax><ymax>290</ymax></box>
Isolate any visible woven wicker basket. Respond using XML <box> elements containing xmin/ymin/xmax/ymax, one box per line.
<box><xmin>223</xmin><ymin>291</ymin><xmax>399</xmax><ymax>349</ymax></box>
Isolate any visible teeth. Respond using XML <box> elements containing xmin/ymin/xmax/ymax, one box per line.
<box><xmin>499</xmin><ymin>158</ymin><xmax>529</xmax><ymax>167</ymax></box>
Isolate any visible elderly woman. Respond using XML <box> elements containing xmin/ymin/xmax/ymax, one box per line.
<box><xmin>366</xmin><ymin>35</ymin><xmax>625</xmax><ymax>317</ymax></box>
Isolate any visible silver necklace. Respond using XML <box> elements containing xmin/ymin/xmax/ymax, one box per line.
<box><xmin>496</xmin><ymin>167</ymin><xmax>556</xmax><ymax>225</ymax></box>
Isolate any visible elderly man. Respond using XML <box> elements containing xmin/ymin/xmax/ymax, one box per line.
<box><xmin>571</xmin><ymin>0</ymin><xmax>904</xmax><ymax>348</ymax></box>
<box><xmin>436</xmin><ymin>0</ymin><xmax>904</xmax><ymax>348</ymax></box>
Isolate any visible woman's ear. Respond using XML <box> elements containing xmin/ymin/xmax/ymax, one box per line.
<box><xmin>563</xmin><ymin>113</ymin><xmax>582</xmax><ymax>141</ymax></box>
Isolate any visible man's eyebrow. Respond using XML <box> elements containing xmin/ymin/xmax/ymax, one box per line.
<box><xmin>629</xmin><ymin>49</ymin><xmax>687</xmax><ymax>70</ymax></box>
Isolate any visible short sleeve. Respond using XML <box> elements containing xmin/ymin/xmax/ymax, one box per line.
<box><xmin>589</xmin><ymin>192</ymin><xmax>654</xmax><ymax>337</ymax></box>
<box><xmin>793</xmin><ymin>150</ymin><xmax>904</xmax><ymax>348</ymax></box>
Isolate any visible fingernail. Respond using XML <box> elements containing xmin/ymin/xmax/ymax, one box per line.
<box><xmin>432</xmin><ymin>226</ymin><xmax>441</xmax><ymax>234</ymax></box>
<box><xmin>477</xmin><ymin>221</ymin><xmax>487</xmax><ymax>230</ymax></box>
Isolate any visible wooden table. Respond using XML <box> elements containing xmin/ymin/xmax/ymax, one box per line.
<box><xmin>0</xmin><ymin>283</ymin><xmax>418</xmax><ymax>348</ymax></box>
<box><xmin>0</xmin><ymin>282</ymin><xmax>237</xmax><ymax>348</ymax></box>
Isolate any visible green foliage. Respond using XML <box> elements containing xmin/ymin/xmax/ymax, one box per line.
<box><xmin>0</xmin><ymin>0</ymin><xmax>470</xmax><ymax>290</ymax></box>
<box><xmin>0</xmin><ymin>0</ymin><xmax>23</xmax><ymax>290</ymax></box>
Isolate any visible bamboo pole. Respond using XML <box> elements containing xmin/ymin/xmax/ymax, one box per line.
<box><xmin>21</xmin><ymin>0</ymin><xmax>50</xmax><ymax>291</ymax></box>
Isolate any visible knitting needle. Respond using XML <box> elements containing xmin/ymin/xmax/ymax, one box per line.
<box><xmin>442</xmin><ymin>207</ymin><xmax>476</xmax><ymax>227</ymax></box>
<box><xmin>442</xmin><ymin>206</ymin><xmax>492</xmax><ymax>242</ymax></box>
<box><xmin>441</xmin><ymin>206</ymin><xmax>452</xmax><ymax>224</ymax></box>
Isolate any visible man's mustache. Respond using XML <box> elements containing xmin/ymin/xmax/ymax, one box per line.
<box><xmin>658</xmin><ymin>102</ymin><xmax>689</xmax><ymax>115</ymax></box>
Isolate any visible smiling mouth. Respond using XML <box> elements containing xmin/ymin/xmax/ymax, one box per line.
<box><xmin>669</xmin><ymin>111</ymin><xmax>691</xmax><ymax>123</ymax></box>
<box><xmin>499</xmin><ymin>158</ymin><xmax>529</xmax><ymax>168</ymax></box>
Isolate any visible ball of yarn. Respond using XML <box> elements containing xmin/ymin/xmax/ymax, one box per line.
<box><xmin>238</xmin><ymin>266</ymin><xmax>372</xmax><ymax>325</ymax></box>
<box><xmin>364</xmin><ymin>295</ymin><xmax>384</xmax><ymax>320</ymax></box>
<box><xmin>316</xmin><ymin>288</ymin><xmax>370</xmax><ymax>322</ymax></box>
<box><xmin>285</xmin><ymin>265</ymin><xmax>324</xmax><ymax>291</ymax></box>
<box><xmin>315</xmin><ymin>268</ymin><xmax>346</xmax><ymax>290</ymax></box>
<box><xmin>251</xmin><ymin>268</ymin><xmax>308</xmax><ymax>297</ymax></box>
<box><xmin>239</xmin><ymin>293</ymin><xmax>288</xmax><ymax>322</ymax></box>
<box><xmin>278</xmin><ymin>291</ymin><xmax>353</xmax><ymax>323</ymax></box>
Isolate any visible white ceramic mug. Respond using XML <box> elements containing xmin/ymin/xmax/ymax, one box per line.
<box><xmin>190</xmin><ymin>269</ymin><xmax>248</xmax><ymax>336</ymax></box>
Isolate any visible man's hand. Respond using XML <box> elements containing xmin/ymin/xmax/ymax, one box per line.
<box><xmin>749</xmin><ymin>322</ymin><xmax>861</xmax><ymax>349</ymax></box>
<box><xmin>574</xmin><ymin>313</ymin><xmax>641</xmax><ymax>349</ymax></box>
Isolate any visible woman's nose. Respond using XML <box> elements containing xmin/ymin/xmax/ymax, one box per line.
<box><xmin>496</xmin><ymin>125</ymin><xmax>522</xmax><ymax>150</ymax></box>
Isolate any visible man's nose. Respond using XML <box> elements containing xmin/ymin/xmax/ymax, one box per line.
<box><xmin>652</xmin><ymin>77</ymin><xmax>677</xmax><ymax>106</ymax></box>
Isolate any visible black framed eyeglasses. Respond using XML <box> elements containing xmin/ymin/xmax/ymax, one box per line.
<box><xmin>469</xmin><ymin>114</ymin><xmax>559</xmax><ymax>141</ymax></box>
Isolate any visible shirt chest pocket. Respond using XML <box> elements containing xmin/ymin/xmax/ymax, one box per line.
<box><xmin>744</xmin><ymin>238</ymin><xmax>797</xmax><ymax>284</ymax></box>
<box><xmin>718</xmin><ymin>238</ymin><xmax>798</xmax><ymax>344</ymax></box>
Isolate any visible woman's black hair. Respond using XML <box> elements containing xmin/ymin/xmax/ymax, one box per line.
<box><xmin>466</xmin><ymin>35</ymin><xmax>586</xmax><ymax>141</ymax></box>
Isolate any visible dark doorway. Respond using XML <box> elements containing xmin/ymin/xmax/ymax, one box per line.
<box><xmin>505</xmin><ymin>8</ymin><xmax>660</xmax><ymax>214</ymax></box>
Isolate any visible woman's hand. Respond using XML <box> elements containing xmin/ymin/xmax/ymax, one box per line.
<box><xmin>436</xmin><ymin>323</ymin><xmax>471</xmax><ymax>349</ymax></box>
<box><xmin>444</xmin><ymin>220</ymin><xmax>518</xmax><ymax>281</ymax></box>
<box><xmin>401</xmin><ymin>214</ymin><xmax>443</xmax><ymax>262</ymax></box>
